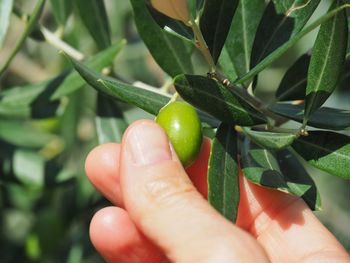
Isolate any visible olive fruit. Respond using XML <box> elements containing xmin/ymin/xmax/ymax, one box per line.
<box><xmin>156</xmin><ymin>101</ymin><xmax>202</xmax><ymax>167</ymax></box>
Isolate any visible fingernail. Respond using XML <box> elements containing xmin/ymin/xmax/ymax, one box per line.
<box><xmin>126</xmin><ymin>122</ymin><xmax>172</xmax><ymax>166</ymax></box>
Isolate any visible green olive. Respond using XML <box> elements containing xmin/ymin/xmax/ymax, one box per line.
<box><xmin>156</xmin><ymin>101</ymin><xmax>202</xmax><ymax>167</ymax></box>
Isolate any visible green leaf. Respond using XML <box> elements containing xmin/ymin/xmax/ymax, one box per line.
<box><xmin>174</xmin><ymin>74</ymin><xmax>266</xmax><ymax>126</ymax></box>
<box><xmin>0</xmin><ymin>0</ymin><xmax>13</xmax><ymax>48</ymax></box>
<box><xmin>0</xmin><ymin>0</ymin><xmax>46</xmax><ymax>75</ymax></box>
<box><xmin>304</xmin><ymin>1</ymin><xmax>348</xmax><ymax>120</ymax></box>
<box><xmin>242</xmin><ymin>127</ymin><xmax>296</xmax><ymax>150</ymax></box>
<box><xmin>95</xmin><ymin>94</ymin><xmax>127</xmax><ymax>144</ymax></box>
<box><xmin>235</xmin><ymin>3</ymin><xmax>348</xmax><ymax>85</ymax></box>
<box><xmin>49</xmin><ymin>0</ymin><xmax>72</xmax><ymax>25</ymax></box>
<box><xmin>13</xmin><ymin>150</ymin><xmax>45</xmax><ymax>187</ymax></box>
<box><xmin>292</xmin><ymin>131</ymin><xmax>350</xmax><ymax>180</ymax></box>
<box><xmin>276</xmin><ymin>149</ymin><xmax>321</xmax><ymax>211</ymax></box>
<box><xmin>199</xmin><ymin>0</ymin><xmax>239</xmax><ymax>63</ymax></box>
<box><xmin>130</xmin><ymin>0</ymin><xmax>193</xmax><ymax>77</ymax></box>
<box><xmin>51</xmin><ymin>40</ymin><xmax>126</xmax><ymax>100</ymax></box>
<box><xmin>208</xmin><ymin>122</ymin><xmax>239</xmax><ymax>223</ymax></box>
<box><xmin>251</xmin><ymin>0</ymin><xmax>319</xmax><ymax>69</ymax></box>
<box><xmin>76</xmin><ymin>0</ymin><xmax>111</xmax><ymax>49</ymax></box>
<box><xmin>220</xmin><ymin>0</ymin><xmax>265</xmax><ymax>78</ymax></box>
<box><xmin>0</xmin><ymin>120</ymin><xmax>56</xmax><ymax>148</ymax></box>
<box><xmin>69</xmin><ymin>55</ymin><xmax>170</xmax><ymax>115</ymax></box>
<box><xmin>241</xmin><ymin>139</ymin><xmax>321</xmax><ymax>209</ymax></box>
<box><xmin>276</xmin><ymin>53</ymin><xmax>310</xmax><ymax>101</ymax></box>
<box><xmin>270</xmin><ymin>103</ymin><xmax>350</xmax><ymax>131</ymax></box>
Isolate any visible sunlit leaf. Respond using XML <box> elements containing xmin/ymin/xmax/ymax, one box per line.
<box><xmin>304</xmin><ymin>1</ymin><xmax>348</xmax><ymax>120</ymax></box>
<box><xmin>0</xmin><ymin>0</ymin><xmax>13</xmax><ymax>48</ymax></box>
<box><xmin>208</xmin><ymin>123</ymin><xmax>239</xmax><ymax>222</ymax></box>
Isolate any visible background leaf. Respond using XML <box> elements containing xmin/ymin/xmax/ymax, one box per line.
<box><xmin>174</xmin><ymin>74</ymin><xmax>266</xmax><ymax>126</ymax></box>
<box><xmin>95</xmin><ymin>94</ymin><xmax>127</xmax><ymax>144</ymax></box>
<box><xmin>304</xmin><ymin>1</ymin><xmax>348</xmax><ymax>120</ymax></box>
<box><xmin>219</xmin><ymin>0</ymin><xmax>265</xmax><ymax>79</ymax></box>
<box><xmin>200</xmin><ymin>0</ymin><xmax>239</xmax><ymax>63</ymax></box>
<box><xmin>130</xmin><ymin>0</ymin><xmax>193</xmax><ymax>77</ymax></box>
<box><xmin>208</xmin><ymin>123</ymin><xmax>239</xmax><ymax>223</ymax></box>
<box><xmin>49</xmin><ymin>0</ymin><xmax>72</xmax><ymax>26</ymax></box>
<box><xmin>292</xmin><ymin>131</ymin><xmax>350</xmax><ymax>180</ymax></box>
<box><xmin>270</xmin><ymin>103</ymin><xmax>350</xmax><ymax>131</ymax></box>
<box><xmin>76</xmin><ymin>0</ymin><xmax>111</xmax><ymax>49</ymax></box>
<box><xmin>276</xmin><ymin>53</ymin><xmax>310</xmax><ymax>101</ymax></box>
<box><xmin>0</xmin><ymin>0</ymin><xmax>13</xmax><ymax>48</ymax></box>
<box><xmin>241</xmin><ymin>139</ymin><xmax>321</xmax><ymax>209</ymax></box>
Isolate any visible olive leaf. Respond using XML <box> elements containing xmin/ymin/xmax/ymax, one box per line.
<box><xmin>130</xmin><ymin>0</ymin><xmax>193</xmax><ymax>77</ymax></box>
<box><xmin>241</xmin><ymin>139</ymin><xmax>321</xmax><ymax>210</ymax></box>
<box><xmin>270</xmin><ymin>103</ymin><xmax>350</xmax><ymax>131</ymax></box>
<box><xmin>219</xmin><ymin>0</ymin><xmax>265</xmax><ymax>79</ymax></box>
<box><xmin>304</xmin><ymin>0</ymin><xmax>348</xmax><ymax>121</ymax></box>
<box><xmin>200</xmin><ymin>0</ymin><xmax>239</xmax><ymax>63</ymax></box>
<box><xmin>242</xmin><ymin>127</ymin><xmax>296</xmax><ymax>150</ymax></box>
<box><xmin>292</xmin><ymin>131</ymin><xmax>350</xmax><ymax>180</ymax></box>
<box><xmin>276</xmin><ymin>53</ymin><xmax>310</xmax><ymax>101</ymax></box>
<box><xmin>174</xmin><ymin>74</ymin><xmax>266</xmax><ymax>126</ymax></box>
<box><xmin>208</xmin><ymin>123</ymin><xmax>239</xmax><ymax>222</ymax></box>
<box><xmin>49</xmin><ymin>0</ymin><xmax>72</xmax><ymax>26</ymax></box>
<box><xmin>76</xmin><ymin>0</ymin><xmax>111</xmax><ymax>49</ymax></box>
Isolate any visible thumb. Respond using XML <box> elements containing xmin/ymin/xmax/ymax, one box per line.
<box><xmin>120</xmin><ymin>120</ymin><xmax>268</xmax><ymax>263</ymax></box>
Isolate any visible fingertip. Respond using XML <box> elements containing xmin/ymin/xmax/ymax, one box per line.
<box><xmin>90</xmin><ymin>207</ymin><xmax>163</xmax><ymax>263</ymax></box>
<box><xmin>85</xmin><ymin>143</ymin><xmax>122</xmax><ymax>205</ymax></box>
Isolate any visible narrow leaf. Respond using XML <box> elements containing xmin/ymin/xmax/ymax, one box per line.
<box><xmin>270</xmin><ymin>103</ymin><xmax>350</xmax><ymax>131</ymax></box>
<box><xmin>304</xmin><ymin>1</ymin><xmax>348</xmax><ymax>120</ymax></box>
<box><xmin>200</xmin><ymin>0</ymin><xmax>239</xmax><ymax>63</ymax></box>
<box><xmin>220</xmin><ymin>0</ymin><xmax>265</xmax><ymax>78</ymax></box>
<box><xmin>69</xmin><ymin>55</ymin><xmax>170</xmax><ymax>115</ymax></box>
<box><xmin>76</xmin><ymin>0</ymin><xmax>111</xmax><ymax>49</ymax></box>
<box><xmin>251</xmin><ymin>0</ymin><xmax>320</xmax><ymax>68</ymax></box>
<box><xmin>292</xmin><ymin>131</ymin><xmax>350</xmax><ymax>179</ymax></box>
<box><xmin>235</xmin><ymin>4</ymin><xmax>349</xmax><ymax>85</ymax></box>
<box><xmin>49</xmin><ymin>0</ymin><xmax>72</xmax><ymax>25</ymax></box>
<box><xmin>0</xmin><ymin>0</ymin><xmax>13</xmax><ymax>48</ymax></box>
<box><xmin>0</xmin><ymin>0</ymin><xmax>46</xmax><ymax>75</ymax></box>
<box><xmin>241</xmin><ymin>139</ymin><xmax>321</xmax><ymax>208</ymax></box>
<box><xmin>95</xmin><ymin>94</ymin><xmax>127</xmax><ymax>144</ymax></box>
<box><xmin>51</xmin><ymin>40</ymin><xmax>126</xmax><ymax>100</ymax></box>
<box><xmin>242</xmin><ymin>127</ymin><xmax>296</xmax><ymax>150</ymax></box>
<box><xmin>276</xmin><ymin>53</ymin><xmax>310</xmax><ymax>101</ymax></box>
<box><xmin>277</xmin><ymin>149</ymin><xmax>321</xmax><ymax>210</ymax></box>
<box><xmin>208</xmin><ymin>123</ymin><xmax>239</xmax><ymax>222</ymax></box>
<box><xmin>174</xmin><ymin>74</ymin><xmax>266</xmax><ymax>126</ymax></box>
<box><xmin>130</xmin><ymin>0</ymin><xmax>193</xmax><ymax>77</ymax></box>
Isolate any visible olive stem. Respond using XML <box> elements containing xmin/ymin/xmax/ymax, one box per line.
<box><xmin>189</xmin><ymin>20</ymin><xmax>216</xmax><ymax>72</ymax></box>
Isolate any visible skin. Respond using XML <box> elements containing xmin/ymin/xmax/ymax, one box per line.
<box><xmin>85</xmin><ymin>120</ymin><xmax>350</xmax><ymax>263</ymax></box>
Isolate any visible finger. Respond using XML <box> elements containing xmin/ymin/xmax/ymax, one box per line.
<box><xmin>237</xmin><ymin>173</ymin><xmax>350</xmax><ymax>262</ymax></box>
<box><xmin>185</xmin><ymin>137</ymin><xmax>211</xmax><ymax>199</ymax></box>
<box><xmin>85</xmin><ymin>137</ymin><xmax>211</xmax><ymax>206</ymax></box>
<box><xmin>120</xmin><ymin>120</ymin><xmax>269</xmax><ymax>263</ymax></box>
<box><xmin>90</xmin><ymin>206</ymin><xmax>165</xmax><ymax>263</ymax></box>
<box><xmin>85</xmin><ymin>143</ymin><xmax>122</xmax><ymax>205</ymax></box>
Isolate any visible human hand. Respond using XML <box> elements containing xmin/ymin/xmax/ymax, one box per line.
<box><xmin>85</xmin><ymin>120</ymin><xmax>350</xmax><ymax>263</ymax></box>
